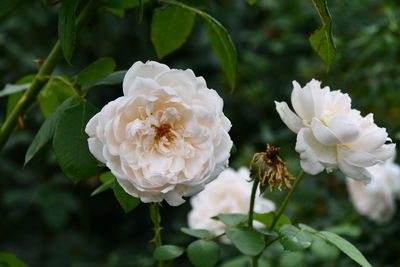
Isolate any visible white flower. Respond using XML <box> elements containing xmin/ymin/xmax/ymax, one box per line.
<box><xmin>346</xmin><ymin>157</ymin><xmax>400</xmax><ymax>224</ymax></box>
<box><xmin>275</xmin><ymin>79</ymin><xmax>395</xmax><ymax>183</ymax></box>
<box><xmin>85</xmin><ymin>61</ymin><xmax>232</xmax><ymax>206</ymax></box>
<box><xmin>188</xmin><ymin>167</ymin><xmax>275</xmax><ymax>243</ymax></box>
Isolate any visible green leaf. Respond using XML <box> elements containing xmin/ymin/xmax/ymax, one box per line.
<box><xmin>105</xmin><ymin>7</ymin><xmax>125</xmax><ymax>17</ymax></box>
<box><xmin>187</xmin><ymin>240</ymin><xmax>220</xmax><ymax>267</ymax></box>
<box><xmin>100</xmin><ymin>171</ymin><xmax>116</xmax><ymax>183</ymax></box>
<box><xmin>58</xmin><ymin>0</ymin><xmax>79</xmax><ymax>63</ymax></box>
<box><xmin>311</xmin><ymin>237</ymin><xmax>340</xmax><ymax>262</ymax></box>
<box><xmin>298</xmin><ymin>223</ymin><xmax>317</xmax><ymax>233</ymax></box>
<box><xmin>113</xmin><ymin>180</ymin><xmax>140</xmax><ymax>213</ymax></box>
<box><xmin>37</xmin><ymin>76</ymin><xmax>76</xmax><ymax>117</ymax></box>
<box><xmin>75</xmin><ymin>57</ymin><xmax>116</xmax><ymax>86</ymax></box>
<box><xmin>318</xmin><ymin>231</ymin><xmax>372</xmax><ymax>267</ymax></box>
<box><xmin>220</xmin><ymin>256</ymin><xmax>252</xmax><ymax>267</ymax></box>
<box><xmin>153</xmin><ymin>245</ymin><xmax>184</xmax><ymax>261</ymax></box>
<box><xmin>151</xmin><ymin>6</ymin><xmax>195</xmax><ymax>59</ymax></box>
<box><xmin>215</xmin><ymin>213</ymin><xmax>247</xmax><ymax>227</ymax></box>
<box><xmin>309</xmin><ymin>0</ymin><xmax>336</xmax><ymax>69</ymax></box>
<box><xmin>0</xmin><ymin>83</ymin><xmax>30</xmax><ymax>98</ymax></box>
<box><xmin>201</xmin><ymin>12</ymin><xmax>237</xmax><ymax>89</ymax></box>
<box><xmin>327</xmin><ymin>224</ymin><xmax>362</xmax><ymax>238</ymax></box>
<box><xmin>181</xmin><ymin>227</ymin><xmax>209</xmax><ymax>239</ymax></box>
<box><xmin>83</xmin><ymin>70</ymin><xmax>126</xmax><ymax>88</ymax></box>
<box><xmin>253</xmin><ymin>211</ymin><xmax>292</xmax><ymax>231</ymax></box>
<box><xmin>91</xmin><ymin>173</ymin><xmax>116</xmax><ymax>197</ymax></box>
<box><xmin>52</xmin><ymin>99</ymin><xmax>101</xmax><ymax>180</ymax></box>
<box><xmin>0</xmin><ymin>0</ymin><xmax>23</xmax><ymax>21</ymax></box>
<box><xmin>6</xmin><ymin>92</ymin><xmax>24</xmax><ymax>119</ymax></box>
<box><xmin>225</xmin><ymin>227</ymin><xmax>264</xmax><ymax>256</ymax></box>
<box><xmin>169</xmin><ymin>2</ymin><xmax>237</xmax><ymax>89</ymax></box>
<box><xmin>279</xmin><ymin>224</ymin><xmax>313</xmax><ymax>252</ymax></box>
<box><xmin>6</xmin><ymin>74</ymin><xmax>35</xmax><ymax>118</ymax></box>
<box><xmin>0</xmin><ymin>252</ymin><xmax>28</xmax><ymax>267</ymax></box>
<box><xmin>279</xmin><ymin>251</ymin><xmax>304</xmax><ymax>267</ymax></box>
<box><xmin>24</xmin><ymin>96</ymin><xmax>79</xmax><ymax>165</ymax></box>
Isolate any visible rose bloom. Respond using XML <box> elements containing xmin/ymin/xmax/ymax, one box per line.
<box><xmin>275</xmin><ymin>79</ymin><xmax>395</xmax><ymax>183</ymax></box>
<box><xmin>85</xmin><ymin>61</ymin><xmax>232</xmax><ymax>206</ymax></box>
<box><xmin>346</xmin><ymin>157</ymin><xmax>400</xmax><ymax>224</ymax></box>
<box><xmin>188</xmin><ymin>167</ymin><xmax>275</xmax><ymax>242</ymax></box>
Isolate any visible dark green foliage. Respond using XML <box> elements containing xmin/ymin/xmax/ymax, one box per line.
<box><xmin>53</xmin><ymin>99</ymin><xmax>101</xmax><ymax>180</ymax></box>
<box><xmin>113</xmin><ymin>180</ymin><xmax>141</xmax><ymax>213</ymax></box>
<box><xmin>309</xmin><ymin>0</ymin><xmax>336</xmax><ymax>69</ymax></box>
<box><xmin>58</xmin><ymin>0</ymin><xmax>79</xmax><ymax>63</ymax></box>
<box><xmin>187</xmin><ymin>240</ymin><xmax>220</xmax><ymax>267</ymax></box>
<box><xmin>153</xmin><ymin>245</ymin><xmax>184</xmax><ymax>261</ymax></box>
<box><xmin>225</xmin><ymin>227</ymin><xmax>265</xmax><ymax>256</ymax></box>
<box><xmin>151</xmin><ymin>6</ymin><xmax>195</xmax><ymax>59</ymax></box>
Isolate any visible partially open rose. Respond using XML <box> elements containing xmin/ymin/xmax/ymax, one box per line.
<box><xmin>86</xmin><ymin>61</ymin><xmax>232</xmax><ymax>206</ymax></box>
<box><xmin>275</xmin><ymin>79</ymin><xmax>395</xmax><ymax>183</ymax></box>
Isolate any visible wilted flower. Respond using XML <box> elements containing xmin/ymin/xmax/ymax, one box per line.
<box><xmin>346</xmin><ymin>157</ymin><xmax>400</xmax><ymax>224</ymax></box>
<box><xmin>188</xmin><ymin>167</ymin><xmax>275</xmax><ymax>243</ymax></box>
<box><xmin>250</xmin><ymin>144</ymin><xmax>293</xmax><ymax>191</ymax></box>
<box><xmin>275</xmin><ymin>79</ymin><xmax>395</xmax><ymax>183</ymax></box>
<box><xmin>86</xmin><ymin>61</ymin><xmax>232</xmax><ymax>206</ymax></box>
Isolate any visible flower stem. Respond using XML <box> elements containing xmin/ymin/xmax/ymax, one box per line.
<box><xmin>248</xmin><ymin>179</ymin><xmax>259</xmax><ymax>228</ymax></box>
<box><xmin>149</xmin><ymin>202</ymin><xmax>163</xmax><ymax>247</ymax></box>
<box><xmin>0</xmin><ymin>0</ymin><xmax>101</xmax><ymax>151</ymax></box>
<box><xmin>270</xmin><ymin>170</ymin><xmax>305</xmax><ymax>230</ymax></box>
<box><xmin>149</xmin><ymin>202</ymin><xmax>164</xmax><ymax>266</ymax></box>
<box><xmin>248</xmin><ymin>178</ymin><xmax>260</xmax><ymax>267</ymax></box>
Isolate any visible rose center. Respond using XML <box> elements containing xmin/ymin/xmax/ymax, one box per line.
<box><xmin>153</xmin><ymin>123</ymin><xmax>175</xmax><ymax>142</ymax></box>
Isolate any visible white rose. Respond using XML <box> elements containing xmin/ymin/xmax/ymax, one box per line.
<box><xmin>275</xmin><ymin>79</ymin><xmax>395</xmax><ymax>183</ymax></box>
<box><xmin>346</xmin><ymin>157</ymin><xmax>400</xmax><ymax>224</ymax></box>
<box><xmin>85</xmin><ymin>61</ymin><xmax>233</xmax><ymax>206</ymax></box>
<box><xmin>188</xmin><ymin>167</ymin><xmax>275</xmax><ymax>243</ymax></box>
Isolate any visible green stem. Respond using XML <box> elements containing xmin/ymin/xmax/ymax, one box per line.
<box><xmin>149</xmin><ymin>202</ymin><xmax>164</xmax><ymax>267</ymax></box>
<box><xmin>248</xmin><ymin>179</ymin><xmax>259</xmax><ymax>228</ymax></box>
<box><xmin>149</xmin><ymin>202</ymin><xmax>163</xmax><ymax>247</ymax></box>
<box><xmin>270</xmin><ymin>170</ymin><xmax>305</xmax><ymax>230</ymax></box>
<box><xmin>0</xmin><ymin>0</ymin><xmax>101</xmax><ymax>151</ymax></box>
<box><xmin>247</xmin><ymin>178</ymin><xmax>259</xmax><ymax>267</ymax></box>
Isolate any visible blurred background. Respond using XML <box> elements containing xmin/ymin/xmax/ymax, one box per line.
<box><xmin>1</xmin><ymin>0</ymin><xmax>400</xmax><ymax>266</ymax></box>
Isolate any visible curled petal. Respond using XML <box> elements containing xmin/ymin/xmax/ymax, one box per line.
<box><xmin>275</xmin><ymin>101</ymin><xmax>303</xmax><ymax>133</ymax></box>
<box><xmin>338</xmin><ymin>147</ymin><xmax>380</xmax><ymax>168</ymax></box>
<box><xmin>371</xmin><ymin>143</ymin><xmax>396</xmax><ymax>162</ymax></box>
<box><xmin>338</xmin><ymin>158</ymin><xmax>371</xmax><ymax>184</ymax></box>
<box><xmin>311</xmin><ymin>118</ymin><xmax>341</xmax><ymax>146</ymax></box>
<box><xmin>123</xmin><ymin>61</ymin><xmax>169</xmax><ymax>96</ymax></box>
<box><xmin>326</xmin><ymin>114</ymin><xmax>360</xmax><ymax>144</ymax></box>
<box><xmin>291</xmin><ymin>80</ymin><xmax>315</xmax><ymax>123</ymax></box>
<box><xmin>88</xmin><ymin>138</ymin><xmax>106</xmax><ymax>162</ymax></box>
<box><xmin>295</xmin><ymin>128</ymin><xmax>326</xmax><ymax>175</ymax></box>
<box><xmin>85</xmin><ymin>114</ymin><xmax>99</xmax><ymax>136</ymax></box>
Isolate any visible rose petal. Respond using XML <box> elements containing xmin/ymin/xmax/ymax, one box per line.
<box><xmin>291</xmin><ymin>80</ymin><xmax>315</xmax><ymax>123</ymax></box>
<box><xmin>338</xmin><ymin>147</ymin><xmax>380</xmax><ymax>168</ymax></box>
<box><xmin>311</xmin><ymin>118</ymin><xmax>341</xmax><ymax>146</ymax></box>
<box><xmin>326</xmin><ymin>114</ymin><xmax>360</xmax><ymax>144</ymax></box>
<box><xmin>338</xmin><ymin>158</ymin><xmax>371</xmax><ymax>184</ymax></box>
<box><xmin>88</xmin><ymin>137</ymin><xmax>106</xmax><ymax>162</ymax></box>
<box><xmin>295</xmin><ymin>128</ymin><xmax>326</xmax><ymax>175</ymax></box>
<box><xmin>275</xmin><ymin>101</ymin><xmax>303</xmax><ymax>133</ymax></box>
<box><xmin>123</xmin><ymin>61</ymin><xmax>169</xmax><ymax>95</ymax></box>
<box><xmin>371</xmin><ymin>143</ymin><xmax>396</xmax><ymax>162</ymax></box>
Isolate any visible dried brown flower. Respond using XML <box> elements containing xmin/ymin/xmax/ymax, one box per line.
<box><xmin>250</xmin><ymin>144</ymin><xmax>294</xmax><ymax>192</ymax></box>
